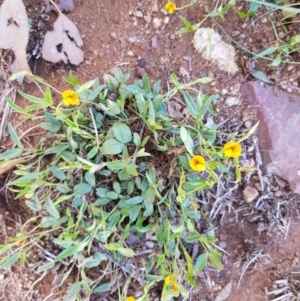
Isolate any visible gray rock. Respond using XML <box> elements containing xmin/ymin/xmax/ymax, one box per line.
<box><xmin>241</xmin><ymin>82</ymin><xmax>300</xmax><ymax>194</ymax></box>
<box><xmin>243</xmin><ymin>186</ymin><xmax>259</xmax><ymax>203</ymax></box>
<box><xmin>225</xmin><ymin>96</ymin><xmax>240</xmax><ymax>107</ymax></box>
<box><xmin>128</xmin><ymin>36</ymin><xmax>138</xmax><ymax>43</ymax></box>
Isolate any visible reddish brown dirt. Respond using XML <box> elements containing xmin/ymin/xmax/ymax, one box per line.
<box><xmin>1</xmin><ymin>0</ymin><xmax>300</xmax><ymax>300</ymax></box>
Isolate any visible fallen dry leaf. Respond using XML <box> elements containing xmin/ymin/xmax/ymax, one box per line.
<box><xmin>41</xmin><ymin>2</ymin><xmax>84</xmax><ymax>65</ymax></box>
<box><xmin>0</xmin><ymin>0</ymin><xmax>31</xmax><ymax>75</ymax></box>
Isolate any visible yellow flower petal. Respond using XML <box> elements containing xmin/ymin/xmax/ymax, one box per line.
<box><xmin>165</xmin><ymin>275</ymin><xmax>171</xmax><ymax>285</ymax></box>
<box><xmin>62</xmin><ymin>90</ymin><xmax>79</xmax><ymax>106</ymax></box>
<box><xmin>125</xmin><ymin>297</ymin><xmax>135</xmax><ymax>301</ymax></box>
<box><xmin>165</xmin><ymin>275</ymin><xmax>180</xmax><ymax>294</ymax></box>
<box><xmin>223</xmin><ymin>141</ymin><xmax>242</xmax><ymax>158</ymax></box>
<box><xmin>165</xmin><ymin>1</ymin><xmax>176</xmax><ymax>14</ymax></box>
<box><xmin>189</xmin><ymin>155</ymin><xmax>206</xmax><ymax>171</ymax></box>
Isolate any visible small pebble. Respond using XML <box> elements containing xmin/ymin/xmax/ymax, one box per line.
<box><xmin>221</xmin><ymin>89</ymin><xmax>228</xmax><ymax>95</ymax></box>
<box><xmin>160</xmin><ymin>8</ymin><xmax>168</xmax><ymax>15</ymax></box>
<box><xmin>152</xmin><ymin>3</ymin><xmax>158</xmax><ymax>12</ymax></box>
<box><xmin>144</xmin><ymin>14</ymin><xmax>151</xmax><ymax>23</ymax></box>
<box><xmin>225</xmin><ymin>96</ymin><xmax>240</xmax><ymax>107</ymax></box>
<box><xmin>152</xmin><ymin>17</ymin><xmax>162</xmax><ymax>29</ymax></box>
<box><xmin>274</xmin><ymin>190</ymin><xmax>282</xmax><ymax>197</ymax></box>
<box><xmin>164</xmin><ymin>16</ymin><xmax>169</xmax><ymax>24</ymax></box>
<box><xmin>135</xmin><ymin>10</ymin><xmax>143</xmax><ymax>18</ymax></box>
<box><xmin>243</xmin><ymin>186</ymin><xmax>259</xmax><ymax>203</ymax></box>
<box><xmin>128</xmin><ymin>36</ymin><xmax>138</xmax><ymax>43</ymax></box>
<box><xmin>110</xmin><ymin>31</ymin><xmax>117</xmax><ymax>39</ymax></box>
<box><xmin>244</xmin><ymin>120</ymin><xmax>252</xmax><ymax>128</ymax></box>
<box><xmin>261</xmin><ymin>17</ymin><xmax>268</xmax><ymax>23</ymax></box>
<box><xmin>138</xmin><ymin>58</ymin><xmax>146</xmax><ymax>68</ymax></box>
<box><xmin>127</xmin><ymin>50</ymin><xmax>134</xmax><ymax>56</ymax></box>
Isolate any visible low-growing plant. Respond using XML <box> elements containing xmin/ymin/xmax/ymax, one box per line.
<box><xmin>0</xmin><ymin>70</ymin><xmax>256</xmax><ymax>300</ymax></box>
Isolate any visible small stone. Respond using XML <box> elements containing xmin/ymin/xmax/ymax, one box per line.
<box><xmin>244</xmin><ymin>120</ymin><xmax>252</xmax><ymax>128</ymax></box>
<box><xmin>127</xmin><ymin>50</ymin><xmax>134</xmax><ymax>56</ymax></box>
<box><xmin>164</xmin><ymin>16</ymin><xmax>169</xmax><ymax>24</ymax></box>
<box><xmin>153</xmin><ymin>17</ymin><xmax>162</xmax><ymax>29</ymax></box>
<box><xmin>128</xmin><ymin>36</ymin><xmax>138</xmax><ymax>43</ymax></box>
<box><xmin>138</xmin><ymin>58</ymin><xmax>146</xmax><ymax>68</ymax></box>
<box><xmin>145</xmin><ymin>241</ymin><xmax>154</xmax><ymax>248</ymax></box>
<box><xmin>274</xmin><ymin>190</ymin><xmax>282</xmax><ymax>197</ymax></box>
<box><xmin>152</xmin><ymin>3</ymin><xmax>158</xmax><ymax>12</ymax></box>
<box><xmin>161</xmin><ymin>8</ymin><xmax>168</xmax><ymax>15</ymax></box>
<box><xmin>144</xmin><ymin>14</ymin><xmax>151</xmax><ymax>23</ymax></box>
<box><xmin>225</xmin><ymin>96</ymin><xmax>240</xmax><ymax>107</ymax></box>
<box><xmin>261</xmin><ymin>17</ymin><xmax>268</xmax><ymax>23</ymax></box>
<box><xmin>221</xmin><ymin>89</ymin><xmax>228</xmax><ymax>95</ymax></box>
<box><xmin>141</xmin><ymin>42</ymin><xmax>151</xmax><ymax>51</ymax></box>
<box><xmin>218</xmin><ymin>241</ymin><xmax>227</xmax><ymax>249</ymax></box>
<box><xmin>278</xmin><ymin>31</ymin><xmax>285</xmax><ymax>39</ymax></box>
<box><xmin>243</xmin><ymin>186</ymin><xmax>259</xmax><ymax>203</ymax></box>
<box><xmin>110</xmin><ymin>31</ymin><xmax>117</xmax><ymax>39</ymax></box>
<box><xmin>135</xmin><ymin>10</ymin><xmax>143</xmax><ymax>18</ymax></box>
<box><xmin>242</xmin><ymin>23</ymin><xmax>247</xmax><ymax>29</ymax></box>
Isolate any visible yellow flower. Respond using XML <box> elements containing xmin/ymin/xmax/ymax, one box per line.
<box><xmin>223</xmin><ymin>141</ymin><xmax>242</xmax><ymax>158</ymax></box>
<box><xmin>165</xmin><ymin>275</ymin><xmax>180</xmax><ymax>294</ymax></box>
<box><xmin>125</xmin><ymin>297</ymin><xmax>135</xmax><ymax>301</ymax></box>
<box><xmin>189</xmin><ymin>155</ymin><xmax>206</xmax><ymax>171</ymax></box>
<box><xmin>165</xmin><ymin>1</ymin><xmax>176</xmax><ymax>14</ymax></box>
<box><xmin>62</xmin><ymin>90</ymin><xmax>79</xmax><ymax>106</ymax></box>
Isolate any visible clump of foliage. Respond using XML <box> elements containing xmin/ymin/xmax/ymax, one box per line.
<box><xmin>0</xmin><ymin>70</ymin><xmax>253</xmax><ymax>301</ymax></box>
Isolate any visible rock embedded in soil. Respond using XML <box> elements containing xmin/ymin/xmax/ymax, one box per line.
<box><xmin>225</xmin><ymin>96</ymin><xmax>240</xmax><ymax>107</ymax></box>
<box><xmin>241</xmin><ymin>82</ymin><xmax>300</xmax><ymax>194</ymax></box>
<box><xmin>243</xmin><ymin>186</ymin><xmax>259</xmax><ymax>203</ymax></box>
<box><xmin>192</xmin><ymin>28</ymin><xmax>239</xmax><ymax>74</ymax></box>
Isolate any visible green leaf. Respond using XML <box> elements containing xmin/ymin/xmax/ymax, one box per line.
<box><xmin>44</xmin><ymin>86</ymin><xmax>54</xmax><ymax>105</ymax></box>
<box><xmin>126</xmin><ymin>196</ymin><xmax>144</xmax><ymax>206</ymax></box>
<box><xmin>181</xmin><ymin>91</ymin><xmax>198</xmax><ymax>117</ymax></box>
<box><xmin>107</xmin><ymin>161</ymin><xmax>125</xmax><ymax>170</ymax></box>
<box><xmin>5</xmin><ymin>96</ymin><xmax>25</xmax><ymax>114</ymax></box>
<box><xmin>93</xmin><ymin>283</ymin><xmax>111</xmax><ymax>293</ymax></box>
<box><xmin>45</xmin><ymin>197</ymin><xmax>60</xmax><ymax>219</ymax></box>
<box><xmin>45</xmin><ymin>111</ymin><xmax>62</xmax><ymax>127</ymax></box>
<box><xmin>18</xmin><ymin>90</ymin><xmax>44</xmax><ymax>104</ymax></box>
<box><xmin>117</xmin><ymin>247</ymin><xmax>134</xmax><ymax>257</ymax></box>
<box><xmin>113</xmin><ymin>122</ymin><xmax>132</xmax><ymax>143</ymax></box>
<box><xmin>0</xmin><ymin>148</ymin><xmax>22</xmax><ymax>160</ymax></box>
<box><xmin>101</xmin><ymin>139</ymin><xmax>124</xmax><ymax>155</ymax></box>
<box><xmin>126</xmin><ymin>163</ymin><xmax>138</xmax><ymax>176</ymax></box>
<box><xmin>37</xmin><ymin>261</ymin><xmax>55</xmax><ymax>272</ymax></box>
<box><xmin>65</xmin><ymin>282</ymin><xmax>81</xmax><ymax>301</ymax></box>
<box><xmin>85</xmin><ymin>171</ymin><xmax>96</xmax><ymax>187</ymax></box>
<box><xmin>208</xmin><ymin>249</ymin><xmax>223</xmax><ymax>270</ymax></box>
<box><xmin>106</xmin><ymin>191</ymin><xmax>118</xmax><ymax>200</ymax></box>
<box><xmin>180</xmin><ymin>127</ymin><xmax>194</xmax><ymax>156</ymax></box>
<box><xmin>194</xmin><ymin>253</ymin><xmax>207</xmax><ymax>274</ymax></box>
<box><xmin>8</xmin><ymin>172</ymin><xmax>39</xmax><ymax>185</ymax></box>
<box><xmin>40</xmin><ymin>122</ymin><xmax>60</xmax><ymax>133</ymax></box>
<box><xmin>50</xmin><ymin>166</ymin><xmax>66</xmax><ymax>180</ymax></box>
<box><xmin>74</xmin><ymin>183</ymin><xmax>92</xmax><ymax>196</ymax></box>
<box><xmin>0</xmin><ymin>252</ymin><xmax>20</xmax><ymax>268</ymax></box>
<box><xmin>44</xmin><ymin>144</ymin><xmax>69</xmax><ymax>155</ymax></box>
<box><xmin>253</xmin><ymin>46</ymin><xmax>277</xmax><ymax>59</ymax></box>
<box><xmin>8</xmin><ymin>123</ymin><xmax>23</xmax><ymax>148</ymax></box>
<box><xmin>76</xmin><ymin>79</ymin><xmax>96</xmax><ymax>94</ymax></box>
<box><xmin>55</xmin><ymin>245</ymin><xmax>79</xmax><ymax>262</ymax></box>
<box><xmin>142</xmin><ymin>73</ymin><xmax>151</xmax><ymax>93</ymax></box>
<box><xmin>155</xmin><ymin>227</ymin><xmax>164</xmax><ymax>249</ymax></box>
<box><xmin>40</xmin><ymin>216</ymin><xmax>57</xmax><ymax>228</ymax></box>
